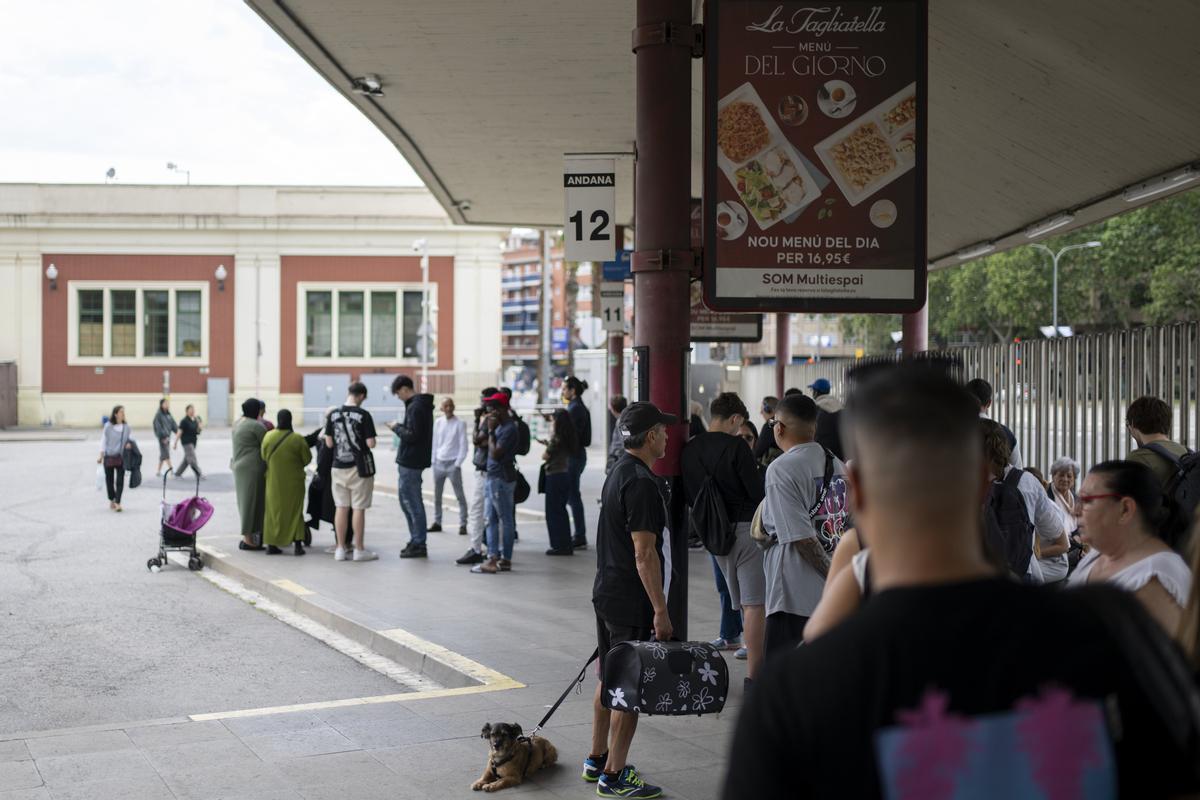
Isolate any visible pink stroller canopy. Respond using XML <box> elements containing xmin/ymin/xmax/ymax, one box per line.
<box><xmin>164</xmin><ymin>497</ymin><xmax>214</xmax><ymax>536</ymax></box>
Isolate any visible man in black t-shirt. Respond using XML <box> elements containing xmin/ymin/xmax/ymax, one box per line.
<box><xmin>724</xmin><ymin>362</ymin><xmax>1200</xmax><ymax>800</ymax></box>
<box><xmin>324</xmin><ymin>382</ymin><xmax>378</xmax><ymax>562</ymax></box>
<box><xmin>587</xmin><ymin>401</ymin><xmax>677</xmax><ymax>799</ymax></box>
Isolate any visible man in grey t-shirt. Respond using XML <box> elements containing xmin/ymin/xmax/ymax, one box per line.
<box><xmin>761</xmin><ymin>394</ymin><xmax>849</xmax><ymax>657</ymax></box>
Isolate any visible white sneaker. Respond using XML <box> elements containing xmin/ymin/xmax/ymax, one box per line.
<box><xmin>334</xmin><ymin>547</ymin><xmax>347</xmax><ymax>561</ymax></box>
<box><xmin>353</xmin><ymin>549</ymin><xmax>378</xmax><ymax>562</ymax></box>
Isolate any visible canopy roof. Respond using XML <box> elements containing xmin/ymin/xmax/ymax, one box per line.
<box><xmin>248</xmin><ymin>0</ymin><xmax>1200</xmax><ymax>266</ymax></box>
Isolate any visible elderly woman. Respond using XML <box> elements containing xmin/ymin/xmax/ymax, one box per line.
<box><xmin>1069</xmin><ymin>460</ymin><xmax>1192</xmax><ymax>640</ymax></box>
<box><xmin>232</xmin><ymin>398</ymin><xmax>267</xmax><ymax>551</ymax></box>
<box><xmin>1049</xmin><ymin>457</ymin><xmax>1083</xmax><ymax>565</ymax></box>
<box><xmin>262</xmin><ymin>409</ymin><xmax>312</xmax><ymax>556</ymax></box>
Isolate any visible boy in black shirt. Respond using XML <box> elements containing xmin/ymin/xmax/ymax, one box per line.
<box><xmin>588</xmin><ymin>402</ymin><xmax>677</xmax><ymax>799</ymax></box>
<box><xmin>724</xmin><ymin>362</ymin><xmax>1200</xmax><ymax>799</ymax></box>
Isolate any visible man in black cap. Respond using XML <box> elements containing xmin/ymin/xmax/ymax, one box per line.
<box><xmin>585</xmin><ymin>401</ymin><xmax>677</xmax><ymax>799</ymax></box>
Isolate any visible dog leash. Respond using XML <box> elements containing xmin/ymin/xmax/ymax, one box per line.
<box><xmin>528</xmin><ymin>647</ymin><xmax>599</xmax><ymax>738</ymax></box>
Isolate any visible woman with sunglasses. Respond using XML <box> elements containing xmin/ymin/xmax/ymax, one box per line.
<box><xmin>1069</xmin><ymin>460</ymin><xmax>1192</xmax><ymax>640</ymax></box>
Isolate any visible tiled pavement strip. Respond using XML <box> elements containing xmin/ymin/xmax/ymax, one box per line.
<box><xmin>0</xmin><ymin>449</ymin><xmax>741</xmax><ymax>799</ymax></box>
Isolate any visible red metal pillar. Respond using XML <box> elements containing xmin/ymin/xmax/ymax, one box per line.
<box><xmin>901</xmin><ymin>293</ymin><xmax>929</xmax><ymax>355</ymax></box>
<box><xmin>775</xmin><ymin>312</ymin><xmax>791</xmax><ymax>396</ymax></box>
<box><xmin>608</xmin><ymin>334</ymin><xmax>624</xmax><ymax>400</ymax></box>
<box><xmin>634</xmin><ymin>0</ymin><xmax>692</xmax><ymax>636</ymax></box>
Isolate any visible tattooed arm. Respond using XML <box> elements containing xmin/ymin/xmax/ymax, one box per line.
<box><xmin>792</xmin><ymin>537</ymin><xmax>832</xmax><ymax>578</ymax></box>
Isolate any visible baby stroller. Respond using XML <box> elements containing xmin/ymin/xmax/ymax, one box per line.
<box><xmin>147</xmin><ymin>473</ymin><xmax>213</xmax><ymax>572</ymax></box>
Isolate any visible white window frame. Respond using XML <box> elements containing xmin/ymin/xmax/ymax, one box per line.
<box><xmin>67</xmin><ymin>281</ymin><xmax>210</xmax><ymax>366</ymax></box>
<box><xmin>296</xmin><ymin>282</ymin><xmax>438</xmax><ymax>367</ymax></box>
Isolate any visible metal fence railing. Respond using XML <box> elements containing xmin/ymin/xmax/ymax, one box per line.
<box><xmin>955</xmin><ymin>322</ymin><xmax>1200</xmax><ymax>474</ymax></box>
<box><xmin>738</xmin><ymin>322</ymin><xmax>1200</xmax><ymax>474</ymax></box>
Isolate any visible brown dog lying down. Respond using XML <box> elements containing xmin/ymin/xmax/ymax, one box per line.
<box><xmin>472</xmin><ymin>722</ymin><xmax>558</xmax><ymax>792</ymax></box>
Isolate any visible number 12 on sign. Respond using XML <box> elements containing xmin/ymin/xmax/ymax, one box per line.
<box><xmin>564</xmin><ymin>156</ymin><xmax>616</xmax><ymax>262</ymax></box>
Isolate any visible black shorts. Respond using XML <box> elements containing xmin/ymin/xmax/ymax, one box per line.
<box><xmin>596</xmin><ymin>614</ymin><xmax>653</xmax><ymax>675</ymax></box>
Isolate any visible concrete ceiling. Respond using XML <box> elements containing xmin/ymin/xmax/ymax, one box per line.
<box><xmin>247</xmin><ymin>0</ymin><xmax>1200</xmax><ymax>266</ymax></box>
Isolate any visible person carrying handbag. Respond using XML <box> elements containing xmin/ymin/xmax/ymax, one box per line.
<box><xmin>98</xmin><ymin>404</ymin><xmax>133</xmax><ymax>511</ymax></box>
<box><xmin>324</xmin><ymin>382</ymin><xmax>379</xmax><ymax>562</ymax></box>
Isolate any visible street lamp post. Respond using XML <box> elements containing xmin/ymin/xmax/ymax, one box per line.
<box><xmin>1030</xmin><ymin>240</ymin><xmax>1101</xmax><ymax>336</ymax></box>
<box><xmin>413</xmin><ymin>238</ymin><xmax>430</xmax><ymax>392</ymax></box>
<box><xmin>166</xmin><ymin>162</ymin><xmax>190</xmax><ymax>185</ymax></box>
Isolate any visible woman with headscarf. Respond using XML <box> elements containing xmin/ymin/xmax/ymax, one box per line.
<box><xmin>262</xmin><ymin>409</ymin><xmax>312</xmax><ymax>555</ymax></box>
<box><xmin>232</xmin><ymin>398</ymin><xmax>267</xmax><ymax>551</ymax></box>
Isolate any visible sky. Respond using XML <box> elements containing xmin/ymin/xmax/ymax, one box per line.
<box><xmin>0</xmin><ymin>0</ymin><xmax>421</xmax><ymax>186</ymax></box>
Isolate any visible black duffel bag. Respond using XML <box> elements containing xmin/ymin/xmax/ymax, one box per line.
<box><xmin>601</xmin><ymin>640</ymin><xmax>728</xmax><ymax>716</ymax></box>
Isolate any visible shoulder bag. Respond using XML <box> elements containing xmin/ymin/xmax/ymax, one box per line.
<box><xmin>339</xmin><ymin>414</ymin><xmax>376</xmax><ymax>478</ymax></box>
<box><xmin>263</xmin><ymin>431</ymin><xmax>292</xmax><ymax>474</ymax></box>
<box><xmin>751</xmin><ymin>447</ymin><xmax>835</xmax><ymax>549</ymax></box>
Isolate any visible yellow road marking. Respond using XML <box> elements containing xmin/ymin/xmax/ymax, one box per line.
<box><xmin>270</xmin><ymin>578</ymin><xmax>313</xmax><ymax>596</ymax></box>
<box><xmin>377</xmin><ymin>628</ymin><xmax>522</xmax><ymax>688</ymax></box>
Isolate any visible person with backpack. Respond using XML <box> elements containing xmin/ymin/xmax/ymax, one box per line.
<box><xmin>980</xmin><ymin>419</ymin><xmax>1067</xmax><ymax>583</ymax></box>
<box><xmin>1069</xmin><ymin>460</ymin><xmax>1192</xmax><ymax>642</ymax></box>
<box><xmin>471</xmin><ymin>392</ymin><xmax>520</xmax><ymax>574</ymax></box>
<box><xmin>1126</xmin><ymin>396</ymin><xmax>1189</xmax><ymax>487</ymax></box>
<box><xmin>325</xmin><ymin>383</ymin><xmax>379</xmax><ymax>561</ymax></box>
<box><xmin>386</xmin><ymin>375</ymin><xmax>435</xmax><ymax>559</ymax></box>
<box><xmin>563</xmin><ymin>376</ymin><xmax>592</xmax><ymax>549</ymax></box>
<box><xmin>457</xmin><ymin>388</ymin><xmax>498</xmax><ymax>566</ymax></box>
<box><xmin>1125</xmin><ymin>396</ymin><xmax>1198</xmax><ymax>550</ymax></box>
<box><xmin>681</xmin><ymin>392</ymin><xmax>766</xmax><ymax>680</ymax></box>
<box><xmin>967</xmin><ymin>378</ymin><xmax>1024</xmax><ymax>469</ymax></box>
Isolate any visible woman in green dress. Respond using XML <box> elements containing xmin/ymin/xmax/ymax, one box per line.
<box><xmin>232</xmin><ymin>398</ymin><xmax>267</xmax><ymax>551</ymax></box>
<box><xmin>261</xmin><ymin>409</ymin><xmax>312</xmax><ymax>555</ymax></box>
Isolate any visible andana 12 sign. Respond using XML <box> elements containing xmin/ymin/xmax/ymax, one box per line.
<box><xmin>564</xmin><ymin>157</ymin><xmax>616</xmax><ymax>262</ymax></box>
<box><xmin>703</xmin><ymin>1</ymin><xmax>927</xmax><ymax>314</ymax></box>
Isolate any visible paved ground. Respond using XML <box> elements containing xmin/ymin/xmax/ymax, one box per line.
<box><xmin>0</xmin><ymin>429</ymin><xmax>738</xmax><ymax>799</ymax></box>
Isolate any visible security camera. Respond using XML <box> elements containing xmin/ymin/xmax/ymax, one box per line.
<box><xmin>456</xmin><ymin>199</ymin><xmax>472</xmax><ymax>212</ymax></box>
<box><xmin>411</xmin><ymin>238</ymin><xmax>428</xmax><ymax>252</ymax></box>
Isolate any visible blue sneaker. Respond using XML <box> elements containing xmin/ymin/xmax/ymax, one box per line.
<box><xmin>582</xmin><ymin>752</ymin><xmax>608</xmax><ymax>782</ymax></box>
<box><xmin>597</xmin><ymin>766</ymin><xmax>662</xmax><ymax>798</ymax></box>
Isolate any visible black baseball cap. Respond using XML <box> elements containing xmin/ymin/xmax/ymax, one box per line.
<box><xmin>617</xmin><ymin>402</ymin><xmax>678</xmax><ymax>437</ymax></box>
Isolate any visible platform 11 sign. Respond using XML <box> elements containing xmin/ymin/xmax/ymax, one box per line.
<box><xmin>703</xmin><ymin>0</ymin><xmax>928</xmax><ymax>314</ymax></box>
<box><xmin>564</xmin><ymin>157</ymin><xmax>616</xmax><ymax>263</ymax></box>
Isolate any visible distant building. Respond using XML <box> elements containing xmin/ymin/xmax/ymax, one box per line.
<box><xmin>0</xmin><ymin>184</ymin><xmax>504</xmax><ymax>427</ymax></box>
<box><xmin>500</xmin><ymin>233</ymin><xmax>599</xmax><ymax>390</ymax></box>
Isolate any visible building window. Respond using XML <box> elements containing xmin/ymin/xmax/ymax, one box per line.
<box><xmin>371</xmin><ymin>292</ymin><xmax>397</xmax><ymax>358</ymax></box>
<box><xmin>338</xmin><ymin>291</ymin><xmax>365</xmax><ymax>358</ymax></box>
<box><xmin>298</xmin><ymin>284</ymin><xmax>435</xmax><ymax>365</ymax></box>
<box><xmin>69</xmin><ymin>282</ymin><xmax>209</xmax><ymax>364</ymax></box>
<box><xmin>144</xmin><ymin>290</ymin><xmax>169</xmax><ymax>357</ymax></box>
<box><xmin>306</xmin><ymin>291</ymin><xmax>333</xmax><ymax>357</ymax></box>
<box><xmin>176</xmin><ymin>290</ymin><xmax>202</xmax><ymax>357</ymax></box>
<box><xmin>110</xmin><ymin>290</ymin><xmax>137</xmax><ymax>357</ymax></box>
<box><xmin>79</xmin><ymin>290</ymin><xmax>104</xmax><ymax>357</ymax></box>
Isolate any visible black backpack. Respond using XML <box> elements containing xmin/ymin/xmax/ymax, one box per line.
<box><xmin>513</xmin><ymin>413</ymin><xmax>532</xmax><ymax>456</ymax></box>
<box><xmin>984</xmin><ymin>469</ymin><xmax>1034</xmax><ymax>578</ymax></box>
<box><xmin>689</xmin><ymin>473</ymin><xmax>736</xmax><ymax>556</ymax></box>
<box><xmin>1146</xmin><ymin>443</ymin><xmax>1200</xmax><ymax>551</ymax></box>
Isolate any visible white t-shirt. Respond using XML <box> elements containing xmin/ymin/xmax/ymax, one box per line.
<box><xmin>1069</xmin><ymin>549</ymin><xmax>1192</xmax><ymax>605</ymax></box>
<box><xmin>1005</xmin><ymin>466</ymin><xmax>1067</xmax><ymax>583</ymax></box>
